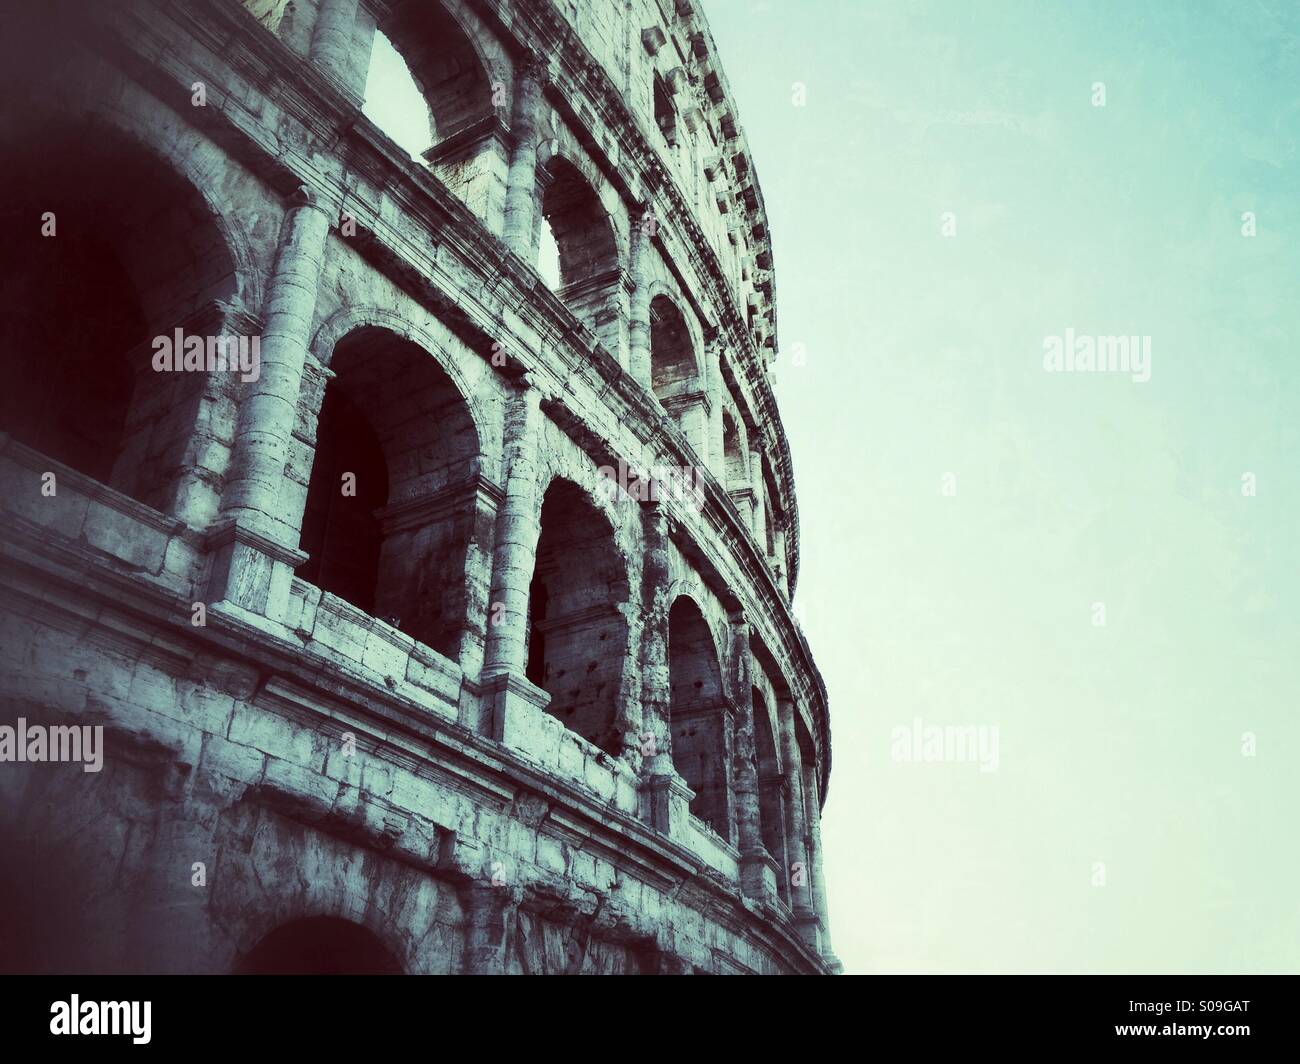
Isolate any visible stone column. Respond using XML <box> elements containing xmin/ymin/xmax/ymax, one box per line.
<box><xmin>627</xmin><ymin>204</ymin><xmax>653</xmax><ymax>388</ymax></box>
<box><xmin>309</xmin><ymin>0</ymin><xmax>360</xmax><ymax>86</ymax></box>
<box><xmin>704</xmin><ymin>337</ymin><xmax>724</xmax><ymax>475</ymax></box>
<box><xmin>802</xmin><ymin>762</ymin><xmax>835</xmax><ymax>961</ymax></box>
<box><xmin>208</xmin><ymin>186</ymin><xmax>332</xmax><ymax>619</ymax></box>
<box><xmin>502</xmin><ymin>61</ymin><xmax>546</xmax><ymax>258</ymax></box>
<box><xmin>750</xmin><ymin>446</ymin><xmax>767</xmax><ymax>546</ymax></box>
<box><xmin>462</xmin><ymin>883</ymin><xmax>521</xmax><ymax>974</ymax></box>
<box><xmin>483</xmin><ymin>384</ymin><xmax>543</xmax><ymax>678</ymax></box>
<box><xmin>481</xmin><ymin>383</ymin><xmax>551</xmax><ymax>743</ymax></box>
<box><xmin>731</xmin><ymin>616</ymin><xmax>777</xmax><ymax>901</ymax></box>
<box><xmin>778</xmin><ymin>696</ymin><xmax>814</xmax><ymax>919</ymax></box>
<box><xmin>639</xmin><ymin>500</ymin><xmax>693</xmax><ymax>839</ymax></box>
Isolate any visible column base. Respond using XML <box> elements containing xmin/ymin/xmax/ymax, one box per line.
<box><xmin>640</xmin><ymin>754</ymin><xmax>695</xmax><ymax>842</ymax></box>
<box><xmin>205</xmin><ymin>519</ymin><xmax>307</xmax><ymax>623</ymax></box>
<box><xmin>738</xmin><ymin>847</ymin><xmax>779</xmax><ymax>903</ymax></box>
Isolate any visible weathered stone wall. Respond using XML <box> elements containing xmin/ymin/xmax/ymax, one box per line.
<box><xmin>0</xmin><ymin>0</ymin><xmax>835</xmax><ymax>974</ymax></box>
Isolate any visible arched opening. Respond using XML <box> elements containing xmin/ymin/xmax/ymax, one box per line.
<box><xmin>236</xmin><ymin>916</ymin><xmax>403</xmax><ymax>975</ymax></box>
<box><xmin>363</xmin><ymin>31</ymin><xmax>433</xmax><ymax>159</ymax></box>
<box><xmin>538</xmin><ymin>156</ymin><xmax>621</xmax><ymax>353</ymax></box>
<box><xmin>649</xmin><ymin>295</ymin><xmax>699</xmax><ymax>402</ymax></box>
<box><xmin>364</xmin><ymin>1</ymin><xmax>494</xmax><ymax>162</ymax></box>
<box><xmin>299</xmin><ymin>327</ymin><xmax>481</xmax><ymax>660</ymax></box>
<box><xmin>753</xmin><ymin>686</ymin><xmax>787</xmax><ymax>902</ymax></box>
<box><xmin>667</xmin><ymin>596</ymin><xmax>730</xmax><ymax>839</ymax></box>
<box><xmin>0</xmin><ymin>118</ymin><xmax>238</xmax><ymax>514</ymax></box>
<box><xmin>526</xmin><ymin>479</ymin><xmax>629</xmax><ymax>755</ymax></box>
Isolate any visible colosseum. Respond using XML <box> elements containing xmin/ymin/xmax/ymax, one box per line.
<box><xmin>0</xmin><ymin>0</ymin><xmax>837</xmax><ymax>975</ymax></box>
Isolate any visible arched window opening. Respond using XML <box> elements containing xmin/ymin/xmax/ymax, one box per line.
<box><xmin>649</xmin><ymin>295</ymin><xmax>699</xmax><ymax>402</ymax></box>
<box><xmin>667</xmin><ymin>597</ymin><xmax>730</xmax><ymax>839</ymax></box>
<box><xmin>538</xmin><ymin>157</ymin><xmax>621</xmax><ymax>352</ymax></box>
<box><xmin>236</xmin><ymin>917</ymin><xmax>403</xmax><ymax>975</ymax></box>
<box><xmin>654</xmin><ymin>74</ymin><xmax>677</xmax><ymax>146</ymax></box>
<box><xmin>0</xmin><ymin>120</ymin><xmax>237</xmax><ymax>514</ymax></box>
<box><xmin>365</xmin><ymin>3</ymin><xmax>494</xmax><ymax>164</ymax></box>
<box><xmin>753</xmin><ymin>687</ymin><xmax>787</xmax><ymax>903</ymax></box>
<box><xmin>298</xmin><ymin>387</ymin><xmax>388</xmax><ymax>616</ymax></box>
<box><xmin>527</xmin><ymin>480</ymin><xmax>629</xmax><ymax>755</ymax></box>
<box><xmin>363</xmin><ymin>30</ymin><xmax>434</xmax><ymax>160</ymax></box>
<box><xmin>299</xmin><ymin>327</ymin><xmax>481</xmax><ymax>660</ymax></box>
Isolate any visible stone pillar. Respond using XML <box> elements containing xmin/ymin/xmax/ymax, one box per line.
<box><xmin>208</xmin><ymin>186</ymin><xmax>332</xmax><ymax>619</ymax></box>
<box><xmin>309</xmin><ymin>0</ymin><xmax>361</xmax><ymax>87</ymax></box>
<box><xmin>802</xmin><ymin>763</ymin><xmax>835</xmax><ymax>958</ymax></box>
<box><xmin>732</xmin><ymin>616</ymin><xmax>777</xmax><ymax>901</ymax></box>
<box><xmin>750</xmin><ymin>447</ymin><xmax>767</xmax><ymax>546</ymax></box>
<box><xmin>627</xmin><ymin>204</ymin><xmax>653</xmax><ymax>388</ymax></box>
<box><xmin>778</xmin><ymin>696</ymin><xmax>814</xmax><ymax>919</ymax></box>
<box><xmin>462</xmin><ymin>883</ymin><xmax>521</xmax><ymax>974</ymax></box>
<box><xmin>481</xmin><ymin>383</ymin><xmax>551</xmax><ymax>743</ymax></box>
<box><xmin>482</xmin><ymin>385</ymin><xmax>543</xmax><ymax>678</ymax></box>
<box><xmin>706</xmin><ymin>340</ymin><xmax>724</xmax><ymax>475</ymax></box>
<box><xmin>502</xmin><ymin>61</ymin><xmax>546</xmax><ymax>258</ymax></box>
<box><xmin>639</xmin><ymin>500</ymin><xmax>693</xmax><ymax>839</ymax></box>
<box><xmin>772</xmin><ymin>526</ymin><xmax>787</xmax><ymax>584</ymax></box>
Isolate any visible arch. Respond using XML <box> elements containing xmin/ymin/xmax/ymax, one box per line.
<box><xmin>649</xmin><ymin>293</ymin><xmax>701</xmax><ymax>401</ymax></box>
<box><xmin>527</xmin><ymin>477</ymin><xmax>631</xmax><ymax>755</ymax></box>
<box><xmin>667</xmin><ymin>595</ymin><xmax>731</xmax><ymax>839</ymax></box>
<box><xmin>0</xmin><ymin>113</ymin><xmax>244</xmax><ymax>515</ymax></box>
<box><xmin>539</xmin><ymin>154</ymin><xmax>619</xmax><ymax>291</ymax></box>
<box><xmin>235</xmin><ymin>916</ymin><xmax>404</xmax><ymax>975</ymax></box>
<box><xmin>368</xmin><ymin>0</ymin><xmax>495</xmax><ymax>150</ymax></box>
<box><xmin>298</xmin><ymin>325</ymin><xmax>483</xmax><ymax>660</ymax></box>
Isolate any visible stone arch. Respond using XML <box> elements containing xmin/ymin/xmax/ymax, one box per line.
<box><xmin>649</xmin><ymin>293</ymin><xmax>701</xmax><ymax>400</ymax></box>
<box><xmin>539</xmin><ymin>153</ymin><xmax>620</xmax><ymax>290</ymax></box>
<box><xmin>310</xmin><ymin>305</ymin><xmax>498</xmax><ymax>479</ymax></box>
<box><xmin>667</xmin><ymin>594</ymin><xmax>731</xmax><ymax>840</ymax></box>
<box><xmin>297</xmin><ymin>324</ymin><xmax>486</xmax><ymax>661</ymax></box>
<box><xmin>369</xmin><ymin>0</ymin><xmax>495</xmax><ymax>150</ymax></box>
<box><xmin>0</xmin><ymin>111</ymin><xmax>251</xmax><ymax>518</ymax></box>
<box><xmin>526</xmin><ymin>476</ymin><xmax>631</xmax><ymax>755</ymax></box>
<box><xmin>234</xmin><ymin>915</ymin><xmax>404</xmax><ymax>974</ymax></box>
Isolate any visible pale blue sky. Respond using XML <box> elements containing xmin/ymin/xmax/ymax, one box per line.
<box><xmin>707</xmin><ymin>0</ymin><xmax>1300</xmax><ymax>973</ymax></box>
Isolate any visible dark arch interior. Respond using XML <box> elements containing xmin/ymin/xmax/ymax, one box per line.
<box><xmin>540</xmin><ymin>156</ymin><xmax>618</xmax><ymax>290</ymax></box>
<box><xmin>649</xmin><ymin>294</ymin><xmax>699</xmax><ymax>402</ymax></box>
<box><xmin>667</xmin><ymin>596</ymin><xmax>729</xmax><ymax>839</ymax></box>
<box><xmin>527</xmin><ymin>479</ymin><xmax>628</xmax><ymax>755</ymax></box>
<box><xmin>235</xmin><ymin>916</ymin><xmax>403</xmax><ymax>975</ymax></box>
<box><xmin>299</xmin><ymin>327</ymin><xmax>481</xmax><ymax>659</ymax></box>
<box><xmin>0</xmin><ymin>119</ymin><xmax>236</xmax><ymax>508</ymax></box>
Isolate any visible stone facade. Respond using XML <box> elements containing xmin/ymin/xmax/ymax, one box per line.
<box><xmin>0</xmin><ymin>0</ymin><xmax>836</xmax><ymax>974</ymax></box>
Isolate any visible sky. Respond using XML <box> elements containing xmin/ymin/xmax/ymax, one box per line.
<box><xmin>367</xmin><ymin>2</ymin><xmax>1300</xmax><ymax>974</ymax></box>
<box><xmin>704</xmin><ymin>0</ymin><xmax>1300</xmax><ymax>973</ymax></box>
